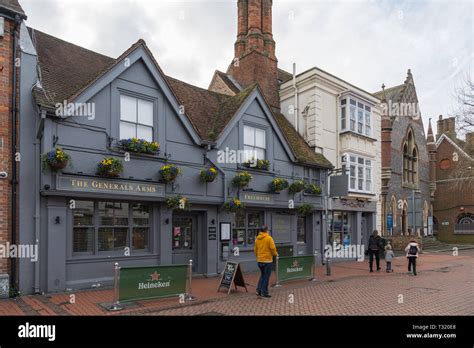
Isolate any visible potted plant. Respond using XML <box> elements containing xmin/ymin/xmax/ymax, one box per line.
<box><xmin>200</xmin><ymin>167</ymin><xmax>218</xmax><ymax>183</ymax></box>
<box><xmin>159</xmin><ymin>164</ymin><xmax>181</xmax><ymax>183</ymax></box>
<box><xmin>96</xmin><ymin>157</ymin><xmax>123</xmax><ymax>178</ymax></box>
<box><xmin>243</xmin><ymin>159</ymin><xmax>270</xmax><ymax>171</ymax></box>
<box><xmin>41</xmin><ymin>148</ymin><xmax>71</xmax><ymax>172</ymax></box>
<box><xmin>305</xmin><ymin>183</ymin><xmax>322</xmax><ymax>195</ymax></box>
<box><xmin>118</xmin><ymin>138</ymin><xmax>160</xmax><ymax>154</ymax></box>
<box><xmin>223</xmin><ymin>198</ymin><xmax>244</xmax><ymax>212</ymax></box>
<box><xmin>166</xmin><ymin>195</ymin><xmax>190</xmax><ymax>210</ymax></box>
<box><xmin>297</xmin><ymin>203</ymin><xmax>314</xmax><ymax>216</ymax></box>
<box><xmin>232</xmin><ymin>171</ymin><xmax>253</xmax><ymax>188</ymax></box>
<box><xmin>289</xmin><ymin>179</ymin><xmax>305</xmax><ymax>193</ymax></box>
<box><xmin>269</xmin><ymin>178</ymin><xmax>289</xmax><ymax>193</ymax></box>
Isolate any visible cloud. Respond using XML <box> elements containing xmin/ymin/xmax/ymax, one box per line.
<box><xmin>20</xmin><ymin>0</ymin><xmax>473</xmax><ymax>134</ymax></box>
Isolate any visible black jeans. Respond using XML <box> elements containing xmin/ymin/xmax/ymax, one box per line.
<box><xmin>408</xmin><ymin>257</ymin><xmax>417</xmax><ymax>275</ymax></box>
<box><xmin>386</xmin><ymin>261</ymin><xmax>392</xmax><ymax>271</ymax></box>
<box><xmin>368</xmin><ymin>249</ymin><xmax>380</xmax><ymax>271</ymax></box>
<box><xmin>257</xmin><ymin>262</ymin><xmax>273</xmax><ymax>296</ymax></box>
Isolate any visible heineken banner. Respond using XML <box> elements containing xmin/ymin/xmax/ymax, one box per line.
<box><xmin>119</xmin><ymin>265</ymin><xmax>187</xmax><ymax>302</ymax></box>
<box><xmin>277</xmin><ymin>255</ymin><xmax>314</xmax><ymax>283</ymax></box>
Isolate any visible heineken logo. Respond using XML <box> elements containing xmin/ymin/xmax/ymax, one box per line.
<box><xmin>138</xmin><ymin>271</ymin><xmax>171</xmax><ymax>290</ymax></box>
<box><xmin>287</xmin><ymin>260</ymin><xmax>303</xmax><ymax>273</ymax></box>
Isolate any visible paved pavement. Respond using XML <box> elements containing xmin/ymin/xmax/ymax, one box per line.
<box><xmin>0</xmin><ymin>249</ymin><xmax>472</xmax><ymax>316</ymax></box>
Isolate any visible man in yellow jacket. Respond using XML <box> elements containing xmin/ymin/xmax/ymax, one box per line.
<box><xmin>254</xmin><ymin>225</ymin><xmax>278</xmax><ymax>298</ymax></box>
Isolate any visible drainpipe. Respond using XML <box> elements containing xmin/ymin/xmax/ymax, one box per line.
<box><xmin>10</xmin><ymin>14</ymin><xmax>21</xmax><ymax>291</ymax></box>
<box><xmin>293</xmin><ymin>63</ymin><xmax>299</xmax><ymax>133</ymax></box>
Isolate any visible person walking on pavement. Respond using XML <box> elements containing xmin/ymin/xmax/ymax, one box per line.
<box><xmin>385</xmin><ymin>244</ymin><xmax>395</xmax><ymax>273</ymax></box>
<box><xmin>367</xmin><ymin>230</ymin><xmax>383</xmax><ymax>272</ymax></box>
<box><xmin>254</xmin><ymin>225</ymin><xmax>278</xmax><ymax>298</ymax></box>
<box><xmin>405</xmin><ymin>239</ymin><xmax>420</xmax><ymax>276</ymax></box>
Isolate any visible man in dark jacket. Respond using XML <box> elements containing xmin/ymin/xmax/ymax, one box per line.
<box><xmin>367</xmin><ymin>230</ymin><xmax>383</xmax><ymax>272</ymax></box>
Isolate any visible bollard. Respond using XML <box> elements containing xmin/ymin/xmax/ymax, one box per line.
<box><xmin>108</xmin><ymin>262</ymin><xmax>123</xmax><ymax>311</ymax></box>
<box><xmin>185</xmin><ymin>259</ymin><xmax>196</xmax><ymax>301</ymax></box>
<box><xmin>310</xmin><ymin>251</ymin><xmax>318</xmax><ymax>281</ymax></box>
<box><xmin>326</xmin><ymin>257</ymin><xmax>331</xmax><ymax>276</ymax></box>
<box><xmin>273</xmin><ymin>256</ymin><xmax>282</xmax><ymax>287</ymax></box>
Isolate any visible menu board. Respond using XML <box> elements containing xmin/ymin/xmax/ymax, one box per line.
<box><xmin>217</xmin><ymin>262</ymin><xmax>247</xmax><ymax>294</ymax></box>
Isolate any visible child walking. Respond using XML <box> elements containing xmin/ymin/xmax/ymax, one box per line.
<box><xmin>385</xmin><ymin>244</ymin><xmax>394</xmax><ymax>273</ymax></box>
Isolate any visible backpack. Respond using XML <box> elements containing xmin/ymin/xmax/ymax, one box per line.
<box><xmin>408</xmin><ymin>245</ymin><xmax>418</xmax><ymax>256</ymax></box>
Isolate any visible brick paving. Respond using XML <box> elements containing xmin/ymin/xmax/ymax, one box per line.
<box><xmin>0</xmin><ymin>249</ymin><xmax>472</xmax><ymax>316</ymax></box>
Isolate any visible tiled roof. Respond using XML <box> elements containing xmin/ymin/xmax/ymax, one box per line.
<box><xmin>30</xmin><ymin>28</ymin><xmax>332</xmax><ymax>168</ymax></box>
<box><xmin>277</xmin><ymin>68</ymin><xmax>293</xmax><ymax>83</ymax></box>
<box><xmin>214</xmin><ymin>70</ymin><xmax>242</xmax><ymax>94</ymax></box>
<box><xmin>0</xmin><ymin>0</ymin><xmax>26</xmax><ymax>18</ymax></box>
<box><xmin>373</xmin><ymin>84</ymin><xmax>405</xmax><ymax>103</ymax></box>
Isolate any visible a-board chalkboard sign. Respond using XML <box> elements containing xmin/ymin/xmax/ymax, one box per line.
<box><xmin>217</xmin><ymin>261</ymin><xmax>248</xmax><ymax>294</ymax></box>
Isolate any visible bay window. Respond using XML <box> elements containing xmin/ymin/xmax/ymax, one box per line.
<box><xmin>342</xmin><ymin>154</ymin><xmax>373</xmax><ymax>194</ymax></box>
<box><xmin>340</xmin><ymin>97</ymin><xmax>372</xmax><ymax>137</ymax></box>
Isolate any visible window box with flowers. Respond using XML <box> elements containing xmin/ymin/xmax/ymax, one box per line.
<box><xmin>223</xmin><ymin>198</ymin><xmax>244</xmax><ymax>213</ymax></box>
<box><xmin>118</xmin><ymin>138</ymin><xmax>160</xmax><ymax>155</ymax></box>
<box><xmin>159</xmin><ymin>164</ymin><xmax>181</xmax><ymax>183</ymax></box>
<box><xmin>200</xmin><ymin>167</ymin><xmax>218</xmax><ymax>183</ymax></box>
<box><xmin>232</xmin><ymin>171</ymin><xmax>253</xmax><ymax>188</ymax></box>
<box><xmin>297</xmin><ymin>203</ymin><xmax>314</xmax><ymax>216</ymax></box>
<box><xmin>304</xmin><ymin>183</ymin><xmax>322</xmax><ymax>195</ymax></box>
<box><xmin>41</xmin><ymin>148</ymin><xmax>71</xmax><ymax>172</ymax></box>
<box><xmin>243</xmin><ymin>159</ymin><xmax>270</xmax><ymax>171</ymax></box>
<box><xmin>166</xmin><ymin>195</ymin><xmax>190</xmax><ymax>210</ymax></box>
<box><xmin>269</xmin><ymin>178</ymin><xmax>289</xmax><ymax>193</ymax></box>
<box><xmin>96</xmin><ymin>157</ymin><xmax>123</xmax><ymax>178</ymax></box>
<box><xmin>289</xmin><ymin>180</ymin><xmax>305</xmax><ymax>194</ymax></box>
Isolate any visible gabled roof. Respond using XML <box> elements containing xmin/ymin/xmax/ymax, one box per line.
<box><xmin>373</xmin><ymin>84</ymin><xmax>405</xmax><ymax>103</ymax></box>
<box><xmin>0</xmin><ymin>0</ymin><xmax>26</xmax><ymax>19</ymax></box>
<box><xmin>435</xmin><ymin>133</ymin><xmax>474</xmax><ymax>161</ymax></box>
<box><xmin>29</xmin><ymin>28</ymin><xmax>332</xmax><ymax>168</ymax></box>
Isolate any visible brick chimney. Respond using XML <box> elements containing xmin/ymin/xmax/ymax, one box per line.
<box><xmin>227</xmin><ymin>0</ymin><xmax>279</xmax><ymax>109</ymax></box>
<box><xmin>465</xmin><ymin>132</ymin><xmax>474</xmax><ymax>156</ymax></box>
<box><xmin>436</xmin><ymin>115</ymin><xmax>456</xmax><ymax>141</ymax></box>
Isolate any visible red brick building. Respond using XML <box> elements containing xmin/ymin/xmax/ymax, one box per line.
<box><xmin>0</xmin><ymin>0</ymin><xmax>26</xmax><ymax>295</ymax></box>
<box><xmin>431</xmin><ymin>115</ymin><xmax>474</xmax><ymax>243</ymax></box>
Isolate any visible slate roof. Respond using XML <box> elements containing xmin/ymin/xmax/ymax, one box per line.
<box><xmin>373</xmin><ymin>84</ymin><xmax>405</xmax><ymax>103</ymax></box>
<box><xmin>0</xmin><ymin>0</ymin><xmax>26</xmax><ymax>18</ymax></box>
<box><xmin>29</xmin><ymin>28</ymin><xmax>332</xmax><ymax>168</ymax></box>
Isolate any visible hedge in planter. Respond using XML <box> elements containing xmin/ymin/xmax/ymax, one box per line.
<box><xmin>289</xmin><ymin>180</ymin><xmax>305</xmax><ymax>193</ymax></box>
<box><xmin>97</xmin><ymin>157</ymin><xmax>123</xmax><ymax>178</ymax></box>
<box><xmin>232</xmin><ymin>171</ymin><xmax>253</xmax><ymax>188</ymax></box>
<box><xmin>200</xmin><ymin>167</ymin><xmax>218</xmax><ymax>183</ymax></box>
<box><xmin>297</xmin><ymin>203</ymin><xmax>314</xmax><ymax>216</ymax></box>
<box><xmin>305</xmin><ymin>183</ymin><xmax>322</xmax><ymax>195</ymax></box>
<box><xmin>42</xmin><ymin>148</ymin><xmax>71</xmax><ymax>172</ymax></box>
<box><xmin>118</xmin><ymin>138</ymin><xmax>160</xmax><ymax>154</ymax></box>
<box><xmin>159</xmin><ymin>164</ymin><xmax>181</xmax><ymax>183</ymax></box>
<box><xmin>270</xmin><ymin>178</ymin><xmax>289</xmax><ymax>193</ymax></box>
<box><xmin>223</xmin><ymin>198</ymin><xmax>244</xmax><ymax>212</ymax></box>
<box><xmin>166</xmin><ymin>195</ymin><xmax>190</xmax><ymax>210</ymax></box>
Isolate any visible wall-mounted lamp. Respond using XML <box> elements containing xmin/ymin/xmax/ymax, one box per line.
<box><xmin>165</xmin><ymin>218</ymin><xmax>170</xmax><ymax>225</ymax></box>
<box><xmin>211</xmin><ymin>219</ymin><xmax>215</xmax><ymax>225</ymax></box>
<box><xmin>55</xmin><ymin>216</ymin><xmax>61</xmax><ymax>224</ymax></box>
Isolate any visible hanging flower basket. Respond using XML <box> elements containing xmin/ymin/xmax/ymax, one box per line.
<box><xmin>166</xmin><ymin>195</ymin><xmax>190</xmax><ymax>210</ymax></box>
<box><xmin>232</xmin><ymin>171</ymin><xmax>253</xmax><ymax>188</ymax></box>
<box><xmin>118</xmin><ymin>138</ymin><xmax>160</xmax><ymax>154</ymax></box>
<box><xmin>97</xmin><ymin>157</ymin><xmax>123</xmax><ymax>178</ymax></box>
<box><xmin>159</xmin><ymin>164</ymin><xmax>181</xmax><ymax>183</ymax></box>
<box><xmin>289</xmin><ymin>180</ymin><xmax>305</xmax><ymax>193</ymax></box>
<box><xmin>200</xmin><ymin>167</ymin><xmax>218</xmax><ymax>183</ymax></box>
<box><xmin>304</xmin><ymin>183</ymin><xmax>322</xmax><ymax>195</ymax></box>
<box><xmin>223</xmin><ymin>198</ymin><xmax>244</xmax><ymax>212</ymax></box>
<box><xmin>297</xmin><ymin>203</ymin><xmax>314</xmax><ymax>216</ymax></box>
<box><xmin>41</xmin><ymin>148</ymin><xmax>71</xmax><ymax>172</ymax></box>
<box><xmin>269</xmin><ymin>178</ymin><xmax>289</xmax><ymax>193</ymax></box>
<box><xmin>243</xmin><ymin>159</ymin><xmax>270</xmax><ymax>171</ymax></box>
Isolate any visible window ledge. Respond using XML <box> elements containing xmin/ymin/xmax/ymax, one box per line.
<box><xmin>339</xmin><ymin>130</ymin><xmax>377</xmax><ymax>142</ymax></box>
<box><xmin>401</xmin><ymin>183</ymin><xmax>419</xmax><ymax>190</ymax></box>
<box><xmin>347</xmin><ymin>191</ymin><xmax>376</xmax><ymax>197</ymax></box>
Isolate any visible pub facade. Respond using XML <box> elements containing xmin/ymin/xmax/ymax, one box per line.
<box><xmin>16</xmin><ymin>18</ymin><xmax>332</xmax><ymax>294</ymax></box>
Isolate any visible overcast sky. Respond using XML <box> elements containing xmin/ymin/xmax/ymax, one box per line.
<box><xmin>20</xmin><ymin>0</ymin><xmax>473</xmax><ymax>136</ymax></box>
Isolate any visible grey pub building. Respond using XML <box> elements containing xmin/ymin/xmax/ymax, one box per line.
<box><xmin>9</xmin><ymin>0</ymin><xmax>338</xmax><ymax>294</ymax></box>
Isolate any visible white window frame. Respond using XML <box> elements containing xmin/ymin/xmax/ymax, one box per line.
<box><xmin>243</xmin><ymin>125</ymin><xmax>266</xmax><ymax>160</ymax></box>
<box><xmin>119</xmin><ymin>94</ymin><xmax>154</xmax><ymax>141</ymax></box>
<box><xmin>340</xmin><ymin>97</ymin><xmax>372</xmax><ymax>137</ymax></box>
<box><xmin>342</xmin><ymin>153</ymin><xmax>373</xmax><ymax>194</ymax></box>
